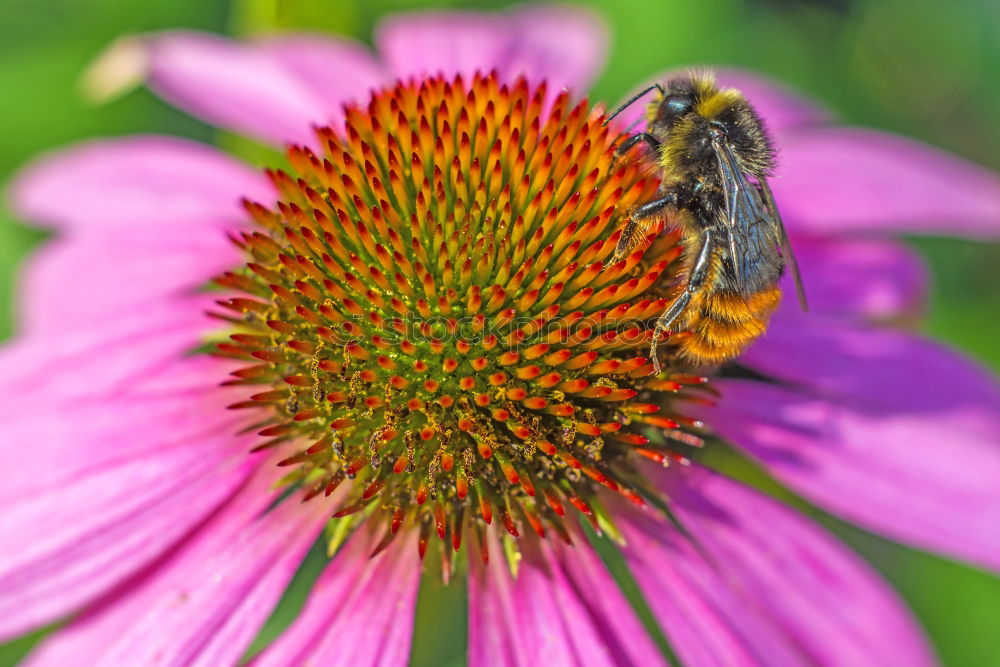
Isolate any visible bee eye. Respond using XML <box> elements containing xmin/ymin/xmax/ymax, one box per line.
<box><xmin>666</xmin><ymin>97</ymin><xmax>691</xmax><ymax>112</ymax></box>
<box><xmin>659</xmin><ymin>94</ymin><xmax>693</xmax><ymax>121</ymax></box>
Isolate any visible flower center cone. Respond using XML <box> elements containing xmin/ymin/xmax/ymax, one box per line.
<box><xmin>213</xmin><ymin>71</ymin><xmax>713</xmax><ymax>566</ymax></box>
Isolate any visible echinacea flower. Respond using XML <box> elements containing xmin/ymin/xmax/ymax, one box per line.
<box><xmin>3</xmin><ymin>5</ymin><xmax>1000</xmax><ymax>666</ymax></box>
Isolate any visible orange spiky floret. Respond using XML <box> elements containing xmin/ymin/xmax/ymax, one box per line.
<box><xmin>214</xmin><ymin>72</ymin><xmax>707</xmax><ymax>565</ymax></box>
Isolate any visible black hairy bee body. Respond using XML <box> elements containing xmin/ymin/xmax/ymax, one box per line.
<box><xmin>606</xmin><ymin>72</ymin><xmax>806</xmax><ymax>371</ymax></box>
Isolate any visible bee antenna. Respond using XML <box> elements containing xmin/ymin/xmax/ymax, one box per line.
<box><xmin>603</xmin><ymin>83</ymin><xmax>664</xmax><ymax>127</ymax></box>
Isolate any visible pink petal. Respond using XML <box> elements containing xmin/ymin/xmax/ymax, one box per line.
<box><xmin>708</xmin><ymin>319</ymin><xmax>1000</xmax><ymax>571</ymax></box>
<box><xmin>0</xmin><ymin>448</ymin><xmax>257</xmax><ymax>641</ymax></box>
<box><xmin>500</xmin><ymin>5</ymin><xmax>607</xmax><ymax>92</ymax></box>
<box><xmin>377</xmin><ymin>5</ymin><xmax>607</xmax><ymax>92</ymax></box>
<box><xmin>27</xmin><ymin>467</ymin><xmax>328</xmax><ymax>666</ymax></box>
<box><xmin>618</xmin><ymin>467</ymin><xmax>935</xmax><ymax>667</ymax></box>
<box><xmin>17</xmin><ymin>229</ymin><xmax>237</xmax><ymax>335</ymax></box>
<box><xmin>254</xmin><ymin>528</ymin><xmax>421</xmax><ymax>667</ymax></box>
<box><xmin>0</xmin><ymin>296</ymin><xmax>216</xmax><ymax>428</ymax></box>
<box><xmin>468</xmin><ymin>529</ymin><xmax>667</xmax><ymax>667</ymax></box>
<box><xmin>773</xmin><ymin>128</ymin><xmax>1000</xmax><ymax>238</ymax></box>
<box><xmin>146</xmin><ymin>32</ymin><xmax>337</xmax><ymax>146</ymax></box>
<box><xmin>0</xmin><ymin>295</ymin><xmax>269</xmax><ymax>639</ymax></box>
<box><xmin>8</xmin><ymin>135</ymin><xmax>270</xmax><ymax>230</ymax></box>
<box><xmin>8</xmin><ymin>136</ymin><xmax>255</xmax><ymax>334</ymax></box>
<box><xmin>776</xmin><ymin>237</ymin><xmax>926</xmax><ymax>322</ymax></box>
<box><xmin>0</xmin><ymin>353</ymin><xmax>250</xmax><ymax>504</ymax></box>
<box><xmin>0</xmin><ymin>311</ymin><xmax>262</xmax><ymax>637</ymax></box>
<box><xmin>606</xmin><ymin>68</ymin><xmax>828</xmax><ymax>136</ymax></box>
<box><xmin>255</xmin><ymin>35</ymin><xmax>384</xmax><ymax>123</ymax></box>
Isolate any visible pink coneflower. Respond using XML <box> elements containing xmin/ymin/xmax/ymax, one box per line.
<box><xmin>3</xmin><ymin>5</ymin><xmax>999</xmax><ymax>666</ymax></box>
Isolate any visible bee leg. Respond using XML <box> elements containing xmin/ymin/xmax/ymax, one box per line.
<box><xmin>612</xmin><ymin>218</ymin><xmax>641</xmax><ymax>264</ymax></box>
<box><xmin>611</xmin><ymin>192</ymin><xmax>677</xmax><ymax>263</ymax></box>
<box><xmin>613</xmin><ymin>132</ymin><xmax>661</xmax><ymax>159</ymax></box>
<box><xmin>649</xmin><ymin>291</ymin><xmax>691</xmax><ymax>371</ymax></box>
<box><xmin>648</xmin><ymin>228</ymin><xmax>715</xmax><ymax>372</ymax></box>
<box><xmin>686</xmin><ymin>227</ymin><xmax>716</xmax><ymax>290</ymax></box>
<box><xmin>633</xmin><ymin>193</ymin><xmax>677</xmax><ymax>220</ymax></box>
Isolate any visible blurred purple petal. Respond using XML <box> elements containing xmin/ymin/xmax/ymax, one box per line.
<box><xmin>469</xmin><ymin>529</ymin><xmax>666</xmax><ymax>667</ymax></box>
<box><xmin>774</xmin><ymin>128</ymin><xmax>1000</xmax><ymax>237</ymax></box>
<box><xmin>141</xmin><ymin>10</ymin><xmax>605</xmax><ymax>145</ymax></box>
<box><xmin>253</xmin><ymin>35</ymin><xmax>385</xmax><ymax>126</ymax></box>
<box><xmin>710</xmin><ymin>320</ymin><xmax>1000</xmax><ymax>571</ymax></box>
<box><xmin>377</xmin><ymin>13</ymin><xmax>504</xmax><ymax>79</ymax></box>
<box><xmin>254</xmin><ymin>529</ymin><xmax>420</xmax><ymax>667</ymax></box>
<box><xmin>776</xmin><ymin>237</ymin><xmax>927</xmax><ymax>322</ymax></box>
<box><xmin>147</xmin><ymin>32</ymin><xmax>333</xmax><ymax>146</ymax></box>
<box><xmin>8</xmin><ymin>135</ymin><xmax>271</xmax><ymax>230</ymax></box>
<box><xmin>619</xmin><ymin>467</ymin><xmax>935</xmax><ymax>667</ymax></box>
<box><xmin>607</xmin><ymin>67</ymin><xmax>829</xmax><ymax>135</ymax></box>
<box><xmin>501</xmin><ymin>5</ymin><xmax>607</xmax><ymax>92</ymax></box>
<box><xmin>26</xmin><ymin>467</ymin><xmax>325</xmax><ymax>666</ymax></box>
<box><xmin>377</xmin><ymin>5</ymin><xmax>606</xmax><ymax>92</ymax></box>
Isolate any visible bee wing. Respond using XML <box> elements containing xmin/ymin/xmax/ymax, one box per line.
<box><xmin>714</xmin><ymin>138</ymin><xmax>773</xmax><ymax>288</ymax></box>
<box><xmin>759</xmin><ymin>179</ymin><xmax>808</xmax><ymax>311</ymax></box>
<box><xmin>713</xmin><ymin>137</ymin><xmax>805</xmax><ymax>308</ymax></box>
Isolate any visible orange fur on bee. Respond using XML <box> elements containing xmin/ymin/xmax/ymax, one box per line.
<box><xmin>678</xmin><ymin>284</ymin><xmax>782</xmax><ymax>365</ymax></box>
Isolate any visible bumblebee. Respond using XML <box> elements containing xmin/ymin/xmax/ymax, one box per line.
<box><xmin>606</xmin><ymin>72</ymin><xmax>806</xmax><ymax>371</ymax></box>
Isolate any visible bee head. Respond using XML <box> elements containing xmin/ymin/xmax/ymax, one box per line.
<box><xmin>646</xmin><ymin>76</ymin><xmax>699</xmax><ymax>132</ymax></box>
<box><xmin>650</xmin><ymin>72</ymin><xmax>775</xmax><ymax>177</ymax></box>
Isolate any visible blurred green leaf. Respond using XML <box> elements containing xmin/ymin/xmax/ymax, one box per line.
<box><xmin>911</xmin><ymin>237</ymin><xmax>1000</xmax><ymax>372</ymax></box>
<box><xmin>411</xmin><ymin>560</ymin><xmax>468</xmax><ymax>667</ymax></box>
<box><xmin>231</xmin><ymin>0</ymin><xmax>364</xmax><ymax>37</ymax></box>
<box><xmin>0</xmin><ymin>627</ymin><xmax>52</xmax><ymax>667</ymax></box>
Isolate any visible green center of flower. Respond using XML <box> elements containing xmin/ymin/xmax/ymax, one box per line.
<box><xmin>215</xmin><ymin>72</ymin><xmax>709</xmax><ymax>561</ymax></box>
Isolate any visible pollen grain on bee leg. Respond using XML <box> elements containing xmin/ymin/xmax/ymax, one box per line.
<box><xmin>212</xmin><ymin>71</ymin><xmax>709</xmax><ymax>571</ymax></box>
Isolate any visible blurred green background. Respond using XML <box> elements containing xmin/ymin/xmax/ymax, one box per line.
<box><xmin>1</xmin><ymin>0</ymin><xmax>998</xmax><ymax>665</ymax></box>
